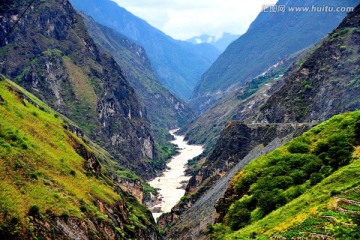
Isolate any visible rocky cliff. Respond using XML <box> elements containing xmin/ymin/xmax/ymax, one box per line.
<box><xmin>160</xmin><ymin>5</ymin><xmax>360</xmax><ymax>239</ymax></box>
<box><xmin>0</xmin><ymin>0</ymin><xmax>158</xmax><ymax>180</ymax></box>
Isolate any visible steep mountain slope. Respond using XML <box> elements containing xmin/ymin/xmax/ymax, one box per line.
<box><xmin>160</xmin><ymin>6</ymin><xmax>360</xmax><ymax>239</ymax></box>
<box><xmin>0</xmin><ymin>0</ymin><xmax>158</xmax><ymax>180</ymax></box>
<box><xmin>191</xmin><ymin>0</ymin><xmax>358</xmax><ymax>113</ymax></box>
<box><xmin>180</xmin><ymin>52</ymin><xmax>302</xmax><ymax>154</ymax></box>
<box><xmin>69</xmin><ymin>0</ymin><xmax>220</xmax><ymax>100</ymax></box>
<box><xmin>81</xmin><ymin>15</ymin><xmax>194</xmax><ymax>130</ymax></box>
<box><xmin>0</xmin><ymin>77</ymin><xmax>161</xmax><ymax>239</ymax></box>
<box><xmin>211</xmin><ymin>111</ymin><xmax>360</xmax><ymax>239</ymax></box>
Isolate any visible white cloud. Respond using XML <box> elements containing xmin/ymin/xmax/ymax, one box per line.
<box><xmin>112</xmin><ymin>0</ymin><xmax>277</xmax><ymax>40</ymax></box>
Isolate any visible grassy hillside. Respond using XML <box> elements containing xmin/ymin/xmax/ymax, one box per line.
<box><xmin>209</xmin><ymin>111</ymin><xmax>360</xmax><ymax>239</ymax></box>
<box><xmin>0</xmin><ymin>76</ymin><xmax>160</xmax><ymax>239</ymax></box>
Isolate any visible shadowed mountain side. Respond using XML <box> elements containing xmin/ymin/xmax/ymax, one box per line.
<box><xmin>81</xmin><ymin>15</ymin><xmax>195</xmax><ymax>130</ymax></box>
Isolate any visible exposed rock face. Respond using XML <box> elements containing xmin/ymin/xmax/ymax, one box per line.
<box><xmin>260</xmin><ymin>10</ymin><xmax>360</xmax><ymax>124</ymax></box>
<box><xmin>179</xmin><ymin>55</ymin><xmax>300</xmax><ymax>151</ymax></box>
<box><xmin>161</xmin><ymin>6</ymin><xmax>360</xmax><ymax>239</ymax></box>
<box><xmin>0</xmin><ymin>0</ymin><xmax>157</xmax><ymax>179</ymax></box>
<box><xmin>29</xmin><ymin>196</ymin><xmax>161</xmax><ymax>240</ymax></box>
<box><xmin>116</xmin><ymin>179</ymin><xmax>144</xmax><ymax>203</ymax></box>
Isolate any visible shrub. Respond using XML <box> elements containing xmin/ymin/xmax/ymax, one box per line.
<box><xmin>302</xmin><ymin>157</ymin><xmax>323</xmax><ymax>175</ymax></box>
<box><xmin>80</xmin><ymin>205</ymin><xmax>87</xmax><ymax>212</ymax></box>
<box><xmin>288</xmin><ymin>141</ymin><xmax>310</xmax><ymax>154</ymax></box>
<box><xmin>28</xmin><ymin>205</ymin><xmax>40</xmax><ymax>216</ymax></box>
<box><xmin>257</xmin><ymin>189</ymin><xmax>287</xmax><ymax>214</ymax></box>
<box><xmin>234</xmin><ymin>171</ymin><xmax>258</xmax><ymax>195</ymax></box>
<box><xmin>290</xmin><ymin>170</ymin><xmax>307</xmax><ymax>184</ymax></box>
<box><xmin>310</xmin><ymin>173</ymin><xmax>324</xmax><ymax>186</ymax></box>
<box><xmin>227</xmin><ymin>207</ymin><xmax>251</xmax><ymax>231</ymax></box>
<box><xmin>315</xmin><ymin>141</ymin><xmax>329</xmax><ymax>155</ymax></box>
<box><xmin>324</xmin><ymin>134</ymin><xmax>353</xmax><ymax>169</ymax></box>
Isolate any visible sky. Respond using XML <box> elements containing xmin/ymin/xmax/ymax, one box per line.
<box><xmin>112</xmin><ymin>0</ymin><xmax>278</xmax><ymax>40</ymax></box>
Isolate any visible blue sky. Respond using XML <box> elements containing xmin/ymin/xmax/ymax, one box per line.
<box><xmin>112</xmin><ymin>0</ymin><xmax>277</xmax><ymax>40</ymax></box>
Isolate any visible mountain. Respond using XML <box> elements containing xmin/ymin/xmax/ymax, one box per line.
<box><xmin>159</xmin><ymin>5</ymin><xmax>360</xmax><ymax>239</ymax></box>
<box><xmin>180</xmin><ymin>52</ymin><xmax>303</xmax><ymax>155</ymax></box>
<box><xmin>191</xmin><ymin>0</ymin><xmax>359</xmax><ymax>113</ymax></box>
<box><xmin>81</xmin><ymin>15</ymin><xmax>194</xmax><ymax>131</ymax></box>
<box><xmin>0</xmin><ymin>0</ymin><xmax>158</xmax><ymax>180</ymax></box>
<box><xmin>212</xmin><ymin>111</ymin><xmax>360</xmax><ymax>239</ymax></box>
<box><xmin>0</xmin><ymin>76</ymin><xmax>161</xmax><ymax>239</ymax></box>
<box><xmin>69</xmin><ymin>0</ymin><xmax>220</xmax><ymax>100</ymax></box>
<box><xmin>80</xmin><ymin>15</ymin><xmax>195</xmax><ymax>169</ymax></box>
<box><xmin>187</xmin><ymin>33</ymin><xmax>241</xmax><ymax>52</ymax></box>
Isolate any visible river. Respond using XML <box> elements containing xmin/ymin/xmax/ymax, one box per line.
<box><xmin>148</xmin><ymin>129</ymin><xmax>204</xmax><ymax>221</ymax></box>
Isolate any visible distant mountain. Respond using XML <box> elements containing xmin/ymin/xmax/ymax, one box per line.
<box><xmin>191</xmin><ymin>0</ymin><xmax>359</xmax><ymax>113</ymax></box>
<box><xmin>187</xmin><ymin>33</ymin><xmax>241</xmax><ymax>52</ymax></box>
<box><xmin>70</xmin><ymin>0</ymin><xmax>220</xmax><ymax>100</ymax></box>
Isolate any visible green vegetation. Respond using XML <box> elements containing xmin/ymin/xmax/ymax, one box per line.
<box><xmin>0</xmin><ymin>77</ymin><xmax>157</xmax><ymax>238</ymax></box>
<box><xmin>209</xmin><ymin>111</ymin><xmax>360</xmax><ymax>239</ymax></box>
<box><xmin>142</xmin><ymin>183</ymin><xmax>157</xmax><ymax>196</ymax></box>
<box><xmin>236</xmin><ymin>71</ymin><xmax>283</xmax><ymax>101</ymax></box>
<box><xmin>153</xmin><ymin>128</ymin><xmax>178</xmax><ymax>170</ymax></box>
<box><xmin>116</xmin><ymin>168</ymin><xmax>140</xmax><ymax>181</ymax></box>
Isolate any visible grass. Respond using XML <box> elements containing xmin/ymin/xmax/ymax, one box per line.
<box><xmin>0</xmin><ymin>79</ymin><xmax>119</xmax><ymax>220</ymax></box>
<box><xmin>0</xmin><ymin>77</ymin><xmax>157</xmax><ymax>237</ymax></box>
<box><xmin>209</xmin><ymin>111</ymin><xmax>360</xmax><ymax>239</ymax></box>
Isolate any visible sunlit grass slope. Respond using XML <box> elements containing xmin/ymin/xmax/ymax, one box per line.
<box><xmin>0</xmin><ymin>76</ymin><xmax>157</xmax><ymax>238</ymax></box>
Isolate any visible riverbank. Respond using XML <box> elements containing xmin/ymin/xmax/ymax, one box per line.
<box><xmin>148</xmin><ymin>129</ymin><xmax>204</xmax><ymax>221</ymax></box>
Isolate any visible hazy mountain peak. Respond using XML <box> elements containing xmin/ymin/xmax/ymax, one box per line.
<box><xmin>187</xmin><ymin>32</ymin><xmax>241</xmax><ymax>52</ymax></box>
